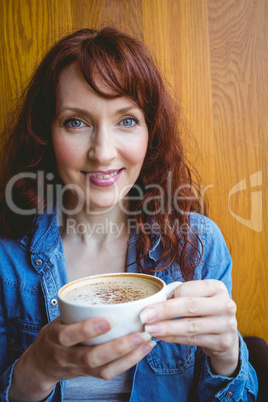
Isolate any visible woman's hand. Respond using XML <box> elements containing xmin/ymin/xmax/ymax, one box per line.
<box><xmin>9</xmin><ymin>316</ymin><xmax>155</xmax><ymax>402</ymax></box>
<box><xmin>140</xmin><ymin>279</ymin><xmax>239</xmax><ymax>377</ymax></box>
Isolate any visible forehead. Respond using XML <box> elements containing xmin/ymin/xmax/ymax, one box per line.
<box><xmin>55</xmin><ymin>61</ymin><xmax>139</xmax><ymax>111</ymax></box>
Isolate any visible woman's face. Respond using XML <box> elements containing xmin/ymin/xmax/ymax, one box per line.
<box><xmin>51</xmin><ymin>62</ymin><xmax>148</xmax><ymax>214</ymax></box>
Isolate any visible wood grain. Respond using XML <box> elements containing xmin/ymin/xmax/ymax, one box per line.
<box><xmin>0</xmin><ymin>0</ymin><xmax>267</xmax><ymax>341</ymax></box>
<box><xmin>207</xmin><ymin>0</ymin><xmax>268</xmax><ymax>340</ymax></box>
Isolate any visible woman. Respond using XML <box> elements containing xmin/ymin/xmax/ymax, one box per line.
<box><xmin>0</xmin><ymin>27</ymin><xmax>257</xmax><ymax>401</ymax></box>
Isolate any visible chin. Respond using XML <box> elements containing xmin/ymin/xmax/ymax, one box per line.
<box><xmin>85</xmin><ymin>199</ymin><xmax>121</xmax><ymax>212</ymax></box>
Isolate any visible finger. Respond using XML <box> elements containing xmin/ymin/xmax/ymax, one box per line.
<box><xmin>174</xmin><ymin>279</ymin><xmax>228</xmax><ymax>298</ymax></box>
<box><xmin>72</xmin><ymin>332</ymin><xmax>152</xmax><ymax>369</ymax></box>
<box><xmin>157</xmin><ymin>332</ymin><xmax>236</xmax><ymax>355</ymax></box>
<box><xmin>144</xmin><ymin>315</ymin><xmax>237</xmax><ymax>338</ymax></box>
<box><xmin>140</xmin><ymin>296</ymin><xmax>235</xmax><ymax>324</ymax></box>
<box><xmin>56</xmin><ymin>317</ymin><xmax>113</xmax><ymax>347</ymax></box>
<box><xmin>94</xmin><ymin>339</ymin><xmax>157</xmax><ymax>381</ymax></box>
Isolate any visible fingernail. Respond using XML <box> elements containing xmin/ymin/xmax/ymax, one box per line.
<box><xmin>96</xmin><ymin>320</ymin><xmax>111</xmax><ymax>332</ymax></box>
<box><xmin>140</xmin><ymin>308</ymin><xmax>157</xmax><ymax>324</ymax></box>
<box><xmin>142</xmin><ymin>340</ymin><xmax>157</xmax><ymax>354</ymax></box>
<box><xmin>132</xmin><ymin>332</ymin><xmax>151</xmax><ymax>347</ymax></box>
<box><xmin>144</xmin><ymin>324</ymin><xmax>160</xmax><ymax>335</ymax></box>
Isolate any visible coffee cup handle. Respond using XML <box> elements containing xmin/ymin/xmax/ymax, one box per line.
<box><xmin>165</xmin><ymin>281</ymin><xmax>182</xmax><ymax>299</ymax></box>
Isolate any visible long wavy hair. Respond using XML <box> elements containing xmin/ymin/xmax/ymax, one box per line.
<box><xmin>0</xmin><ymin>26</ymin><xmax>207</xmax><ymax>280</ymax></box>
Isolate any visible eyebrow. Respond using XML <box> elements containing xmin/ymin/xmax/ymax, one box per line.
<box><xmin>56</xmin><ymin>105</ymin><xmax>141</xmax><ymax>116</ymax></box>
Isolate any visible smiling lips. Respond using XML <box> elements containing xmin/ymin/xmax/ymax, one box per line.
<box><xmin>82</xmin><ymin>169</ymin><xmax>123</xmax><ymax>187</ymax></box>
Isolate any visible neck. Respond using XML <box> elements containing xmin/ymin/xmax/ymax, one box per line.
<box><xmin>60</xmin><ymin>201</ymin><xmax>130</xmax><ymax>245</ymax></box>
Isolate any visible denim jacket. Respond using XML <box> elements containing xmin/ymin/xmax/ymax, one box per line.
<box><xmin>0</xmin><ymin>209</ymin><xmax>258</xmax><ymax>401</ymax></box>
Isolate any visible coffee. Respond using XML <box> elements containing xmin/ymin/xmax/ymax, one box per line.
<box><xmin>62</xmin><ymin>275</ymin><xmax>160</xmax><ymax>305</ymax></box>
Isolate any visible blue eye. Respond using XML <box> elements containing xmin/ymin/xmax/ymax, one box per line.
<box><xmin>120</xmin><ymin>117</ymin><xmax>138</xmax><ymax>127</ymax></box>
<box><xmin>65</xmin><ymin>119</ymin><xmax>86</xmax><ymax>128</ymax></box>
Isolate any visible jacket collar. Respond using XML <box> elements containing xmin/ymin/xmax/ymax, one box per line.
<box><xmin>18</xmin><ymin>207</ymin><xmax>61</xmax><ymax>254</ymax></box>
<box><xmin>17</xmin><ymin>208</ymin><xmax>164</xmax><ymax>274</ymax></box>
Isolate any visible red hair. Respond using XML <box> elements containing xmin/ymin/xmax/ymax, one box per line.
<box><xmin>0</xmin><ymin>27</ymin><xmax>206</xmax><ymax>280</ymax></box>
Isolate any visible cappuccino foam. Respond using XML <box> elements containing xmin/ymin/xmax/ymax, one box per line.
<box><xmin>64</xmin><ymin>278</ymin><xmax>158</xmax><ymax>305</ymax></box>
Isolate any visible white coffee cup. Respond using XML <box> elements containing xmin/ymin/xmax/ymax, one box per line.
<box><xmin>58</xmin><ymin>273</ymin><xmax>181</xmax><ymax>346</ymax></box>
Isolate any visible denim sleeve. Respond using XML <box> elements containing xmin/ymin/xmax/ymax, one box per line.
<box><xmin>0</xmin><ymin>359</ymin><xmax>65</xmax><ymax>401</ymax></box>
<box><xmin>0</xmin><ymin>361</ymin><xmax>15</xmax><ymax>401</ymax></box>
<box><xmin>193</xmin><ymin>215</ymin><xmax>258</xmax><ymax>401</ymax></box>
<box><xmin>197</xmin><ymin>333</ymin><xmax>258</xmax><ymax>401</ymax></box>
<box><xmin>193</xmin><ymin>214</ymin><xmax>233</xmax><ymax>294</ymax></box>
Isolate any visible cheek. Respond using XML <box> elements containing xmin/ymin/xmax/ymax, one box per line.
<box><xmin>123</xmin><ymin>136</ymin><xmax>148</xmax><ymax>168</ymax></box>
<box><xmin>53</xmin><ymin>137</ymin><xmax>82</xmax><ymax>170</ymax></box>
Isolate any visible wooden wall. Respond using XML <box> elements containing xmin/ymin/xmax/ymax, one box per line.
<box><xmin>0</xmin><ymin>0</ymin><xmax>267</xmax><ymax>341</ymax></box>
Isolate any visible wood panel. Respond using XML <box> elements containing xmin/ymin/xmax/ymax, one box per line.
<box><xmin>207</xmin><ymin>0</ymin><xmax>268</xmax><ymax>340</ymax></box>
<box><xmin>0</xmin><ymin>0</ymin><xmax>267</xmax><ymax>341</ymax></box>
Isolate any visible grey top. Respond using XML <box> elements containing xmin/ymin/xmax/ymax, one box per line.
<box><xmin>64</xmin><ymin>371</ymin><xmax>131</xmax><ymax>401</ymax></box>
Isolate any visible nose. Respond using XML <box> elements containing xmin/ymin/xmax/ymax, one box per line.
<box><xmin>87</xmin><ymin>124</ymin><xmax>117</xmax><ymax>166</ymax></box>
